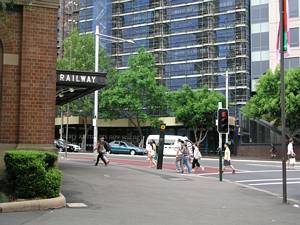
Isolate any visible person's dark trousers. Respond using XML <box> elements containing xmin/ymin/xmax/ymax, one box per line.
<box><xmin>192</xmin><ymin>158</ymin><xmax>200</xmax><ymax>169</ymax></box>
<box><xmin>95</xmin><ymin>152</ymin><xmax>107</xmax><ymax>166</ymax></box>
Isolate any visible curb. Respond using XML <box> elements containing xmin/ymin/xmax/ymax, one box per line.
<box><xmin>0</xmin><ymin>193</ymin><xmax>66</xmax><ymax>213</ymax></box>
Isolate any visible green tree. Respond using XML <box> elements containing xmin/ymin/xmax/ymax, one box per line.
<box><xmin>99</xmin><ymin>48</ymin><xmax>168</xmax><ymax>142</ymax></box>
<box><xmin>57</xmin><ymin>29</ymin><xmax>113</xmax><ymax>150</ymax></box>
<box><xmin>242</xmin><ymin>67</ymin><xmax>300</xmax><ymax>140</ymax></box>
<box><xmin>170</xmin><ymin>85</ymin><xmax>225</xmax><ymax>144</ymax></box>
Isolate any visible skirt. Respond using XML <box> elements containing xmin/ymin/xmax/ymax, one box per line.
<box><xmin>224</xmin><ymin>160</ymin><xmax>231</xmax><ymax>166</ymax></box>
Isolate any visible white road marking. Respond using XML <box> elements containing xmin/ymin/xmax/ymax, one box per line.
<box><xmin>236</xmin><ymin>178</ymin><xmax>300</xmax><ymax>183</ymax></box>
<box><xmin>247</xmin><ymin>163</ymin><xmax>283</xmax><ymax>168</ymax></box>
<box><xmin>199</xmin><ymin>169</ymin><xmax>300</xmax><ymax>176</ymax></box>
<box><xmin>67</xmin><ymin>203</ymin><xmax>88</xmax><ymax>208</ymax></box>
<box><xmin>234</xmin><ymin>169</ymin><xmax>300</xmax><ymax>174</ymax></box>
<box><xmin>249</xmin><ymin>181</ymin><xmax>300</xmax><ymax>186</ymax></box>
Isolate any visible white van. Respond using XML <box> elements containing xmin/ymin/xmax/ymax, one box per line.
<box><xmin>146</xmin><ymin>135</ymin><xmax>186</xmax><ymax>156</ymax></box>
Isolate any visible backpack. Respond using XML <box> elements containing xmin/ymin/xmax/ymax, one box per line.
<box><xmin>181</xmin><ymin>144</ymin><xmax>189</xmax><ymax>155</ymax></box>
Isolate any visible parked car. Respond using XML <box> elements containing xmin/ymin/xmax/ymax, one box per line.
<box><xmin>54</xmin><ymin>139</ymin><xmax>81</xmax><ymax>152</ymax></box>
<box><xmin>109</xmin><ymin>141</ymin><xmax>145</xmax><ymax>155</ymax></box>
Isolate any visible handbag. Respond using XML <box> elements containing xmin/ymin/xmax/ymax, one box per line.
<box><xmin>289</xmin><ymin>158</ymin><xmax>296</xmax><ymax>164</ymax></box>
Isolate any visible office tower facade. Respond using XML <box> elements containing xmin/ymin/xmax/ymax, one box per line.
<box><xmin>57</xmin><ymin>0</ymin><xmax>80</xmax><ymax>56</ymax></box>
<box><xmin>110</xmin><ymin>0</ymin><xmax>250</xmax><ymax>118</ymax></box>
<box><xmin>79</xmin><ymin>0</ymin><xmax>112</xmax><ymax>50</ymax></box>
<box><xmin>250</xmin><ymin>0</ymin><xmax>300</xmax><ymax>90</ymax></box>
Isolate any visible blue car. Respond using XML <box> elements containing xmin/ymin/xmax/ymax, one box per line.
<box><xmin>109</xmin><ymin>141</ymin><xmax>145</xmax><ymax>155</ymax></box>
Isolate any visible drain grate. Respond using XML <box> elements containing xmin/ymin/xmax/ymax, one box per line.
<box><xmin>67</xmin><ymin>203</ymin><xmax>88</xmax><ymax>208</ymax></box>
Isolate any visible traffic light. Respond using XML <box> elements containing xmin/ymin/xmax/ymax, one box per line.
<box><xmin>217</xmin><ymin>108</ymin><xmax>229</xmax><ymax>133</ymax></box>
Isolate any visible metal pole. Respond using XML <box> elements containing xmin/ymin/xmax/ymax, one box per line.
<box><xmin>60</xmin><ymin>108</ymin><xmax>63</xmax><ymax>140</ymax></box>
<box><xmin>218</xmin><ymin>102</ymin><xmax>223</xmax><ymax>182</ymax></box>
<box><xmin>93</xmin><ymin>25</ymin><xmax>100</xmax><ymax>149</ymax></box>
<box><xmin>280</xmin><ymin>0</ymin><xmax>287</xmax><ymax>204</ymax></box>
<box><xmin>65</xmin><ymin>103</ymin><xmax>69</xmax><ymax>158</ymax></box>
<box><xmin>225</xmin><ymin>70</ymin><xmax>229</xmax><ymax>143</ymax></box>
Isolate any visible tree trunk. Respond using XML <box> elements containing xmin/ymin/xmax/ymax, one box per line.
<box><xmin>82</xmin><ymin>117</ymin><xmax>88</xmax><ymax>152</ymax></box>
<box><xmin>136</xmin><ymin>118</ymin><xmax>144</xmax><ymax>140</ymax></box>
<box><xmin>128</xmin><ymin>117</ymin><xmax>144</xmax><ymax>142</ymax></box>
<box><xmin>194</xmin><ymin>128</ymin><xmax>208</xmax><ymax>145</ymax></box>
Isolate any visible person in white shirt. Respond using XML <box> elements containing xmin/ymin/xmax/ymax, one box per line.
<box><xmin>192</xmin><ymin>143</ymin><xmax>204</xmax><ymax>172</ymax></box>
<box><xmin>175</xmin><ymin>139</ymin><xmax>183</xmax><ymax>173</ymax></box>
<box><xmin>287</xmin><ymin>138</ymin><xmax>296</xmax><ymax>169</ymax></box>
<box><xmin>222</xmin><ymin>143</ymin><xmax>236</xmax><ymax>174</ymax></box>
<box><xmin>146</xmin><ymin>140</ymin><xmax>156</xmax><ymax>168</ymax></box>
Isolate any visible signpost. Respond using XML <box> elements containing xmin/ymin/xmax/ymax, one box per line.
<box><xmin>157</xmin><ymin>123</ymin><xmax>166</xmax><ymax>170</ymax></box>
<box><xmin>217</xmin><ymin>102</ymin><xmax>228</xmax><ymax>181</ymax></box>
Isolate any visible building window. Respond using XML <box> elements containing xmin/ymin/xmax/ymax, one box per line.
<box><xmin>284</xmin><ymin>57</ymin><xmax>300</xmax><ymax>70</ymax></box>
<box><xmin>289</xmin><ymin>0</ymin><xmax>299</xmax><ymax>18</ymax></box>
<box><xmin>251</xmin><ymin>60</ymin><xmax>269</xmax><ymax>79</ymax></box>
<box><xmin>251</xmin><ymin>4</ymin><xmax>269</xmax><ymax>23</ymax></box>
<box><xmin>290</xmin><ymin>28</ymin><xmax>299</xmax><ymax>47</ymax></box>
<box><xmin>251</xmin><ymin>32</ymin><xmax>269</xmax><ymax>51</ymax></box>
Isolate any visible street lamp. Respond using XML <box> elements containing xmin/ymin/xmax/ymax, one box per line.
<box><xmin>93</xmin><ymin>25</ymin><xmax>135</xmax><ymax>148</ymax></box>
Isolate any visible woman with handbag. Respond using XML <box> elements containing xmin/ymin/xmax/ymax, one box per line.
<box><xmin>287</xmin><ymin>138</ymin><xmax>296</xmax><ymax>169</ymax></box>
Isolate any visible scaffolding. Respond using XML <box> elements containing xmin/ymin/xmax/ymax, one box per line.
<box><xmin>110</xmin><ymin>0</ymin><xmax>250</xmax><ymax>118</ymax></box>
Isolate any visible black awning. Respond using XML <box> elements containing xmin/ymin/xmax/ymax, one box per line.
<box><xmin>56</xmin><ymin>70</ymin><xmax>106</xmax><ymax>105</ymax></box>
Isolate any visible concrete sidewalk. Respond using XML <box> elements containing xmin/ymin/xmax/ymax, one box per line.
<box><xmin>0</xmin><ymin>159</ymin><xmax>300</xmax><ymax>225</ymax></box>
<box><xmin>0</xmin><ymin>194</ymin><xmax>66</xmax><ymax>213</ymax></box>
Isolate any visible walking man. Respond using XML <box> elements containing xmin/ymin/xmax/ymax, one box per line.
<box><xmin>94</xmin><ymin>137</ymin><xmax>110</xmax><ymax>166</ymax></box>
<box><xmin>222</xmin><ymin>143</ymin><xmax>236</xmax><ymax>174</ymax></box>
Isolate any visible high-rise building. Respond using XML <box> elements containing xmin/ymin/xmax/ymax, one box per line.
<box><xmin>79</xmin><ymin>0</ymin><xmax>112</xmax><ymax>51</ymax></box>
<box><xmin>78</xmin><ymin>0</ymin><xmax>251</xmax><ymax>119</ymax></box>
<box><xmin>250</xmin><ymin>0</ymin><xmax>300</xmax><ymax>91</ymax></box>
<box><xmin>112</xmin><ymin>0</ymin><xmax>250</xmax><ymax>118</ymax></box>
<box><xmin>57</xmin><ymin>0</ymin><xmax>80</xmax><ymax>57</ymax></box>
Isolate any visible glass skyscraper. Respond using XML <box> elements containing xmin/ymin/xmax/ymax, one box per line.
<box><xmin>80</xmin><ymin>0</ymin><xmax>251</xmax><ymax>118</ymax></box>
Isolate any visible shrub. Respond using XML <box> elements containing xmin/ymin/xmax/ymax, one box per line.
<box><xmin>4</xmin><ymin>150</ymin><xmax>63</xmax><ymax>199</ymax></box>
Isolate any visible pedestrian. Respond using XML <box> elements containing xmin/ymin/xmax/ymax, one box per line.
<box><xmin>180</xmin><ymin>140</ymin><xmax>192</xmax><ymax>174</ymax></box>
<box><xmin>94</xmin><ymin>137</ymin><xmax>110</xmax><ymax>166</ymax></box>
<box><xmin>270</xmin><ymin>143</ymin><xmax>277</xmax><ymax>158</ymax></box>
<box><xmin>151</xmin><ymin>140</ymin><xmax>158</xmax><ymax>162</ymax></box>
<box><xmin>192</xmin><ymin>143</ymin><xmax>204</xmax><ymax>172</ymax></box>
<box><xmin>287</xmin><ymin>138</ymin><xmax>296</xmax><ymax>169</ymax></box>
<box><xmin>222</xmin><ymin>143</ymin><xmax>236</xmax><ymax>174</ymax></box>
<box><xmin>146</xmin><ymin>140</ymin><xmax>156</xmax><ymax>168</ymax></box>
<box><xmin>175</xmin><ymin>139</ymin><xmax>183</xmax><ymax>173</ymax></box>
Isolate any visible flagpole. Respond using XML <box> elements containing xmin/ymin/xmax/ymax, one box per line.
<box><xmin>280</xmin><ymin>0</ymin><xmax>287</xmax><ymax>204</ymax></box>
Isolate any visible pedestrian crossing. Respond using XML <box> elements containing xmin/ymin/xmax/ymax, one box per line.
<box><xmin>236</xmin><ymin>178</ymin><xmax>300</xmax><ymax>186</ymax></box>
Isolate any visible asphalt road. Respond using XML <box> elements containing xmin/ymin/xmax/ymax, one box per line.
<box><xmin>62</xmin><ymin>152</ymin><xmax>300</xmax><ymax>202</ymax></box>
<box><xmin>1</xmin><ymin>153</ymin><xmax>299</xmax><ymax>225</ymax></box>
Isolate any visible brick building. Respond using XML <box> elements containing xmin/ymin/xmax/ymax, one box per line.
<box><xmin>0</xmin><ymin>0</ymin><xmax>59</xmax><ymax>173</ymax></box>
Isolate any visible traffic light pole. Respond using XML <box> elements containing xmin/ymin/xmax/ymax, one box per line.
<box><xmin>280</xmin><ymin>0</ymin><xmax>287</xmax><ymax>204</ymax></box>
<box><xmin>157</xmin><ymin>123</ymin><xmax>166</xmax><ymax>170</ymax></box>
<box><xmin>225</xmin><ymin>71</ymin><xmax>229</xmax><ymax>143</ymax></box>
<box><xmin>218</xmin><ymin>102</ymin><xmax>223</xmax><ymax>182</ymax></box>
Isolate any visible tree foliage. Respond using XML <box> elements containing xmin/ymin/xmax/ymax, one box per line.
<box><xmin>99</xmin><ymin>48</ymin><xmax>168</xmax><ymax>139</ymax></box>
<box><xmin>170</xmin><ymin>85</ymin><xmax>225</xmax><ymax>144</ymax></box>
<box><xmin>56</xmin><ymin>29</ymin><xmax>114</xmax><ymax>149</ymax></box>
<box><xmin>242</xmin><ymin>67</ymin><xmax>300</xmax><ymax>139</ymax></box>
<box><xmin>57</xmin><ymin>29</ymin><xmax>110</xmax><ymax>72</ymax></box>
<box><xmin>56</xmin><ymin>29</ymin><xmax>113</xmax><ymax>114</ymax></box>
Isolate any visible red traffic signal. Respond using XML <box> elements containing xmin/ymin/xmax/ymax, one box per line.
<box><xmin>217</xmin><ymin>108</ymin><xmax>229</xmax><ymax>133</ymax></box>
